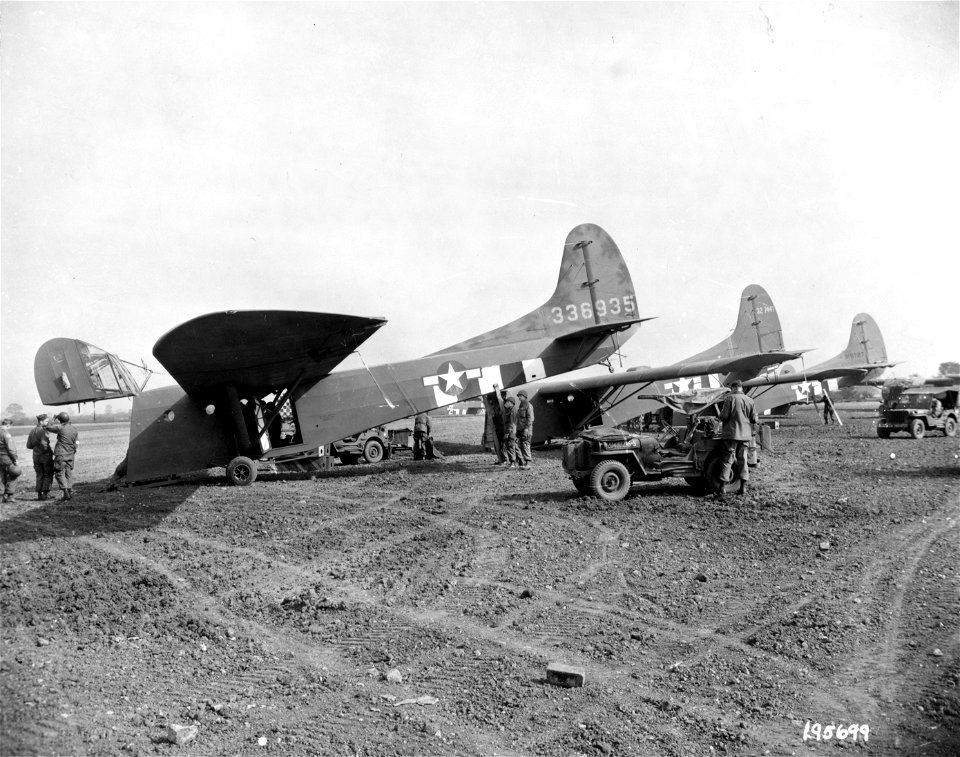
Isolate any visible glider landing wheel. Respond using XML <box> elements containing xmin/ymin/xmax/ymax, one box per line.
<box><xmin>909</xmin><ymin>419</ymin><xmax>925</xmax><ymax>439</ymax></box>
<box><xmin>944</xmin><ymin>417</ymin><xmax>957</xmax><ymax>437</ymax></box>
<box><xmin>226</xmin><ymin>456</ymin><xmax>258</xmax><ymax>486</ymax></box>
<box><xmin>589</xmin><ymin>460</ymin><xmax>631</xmax><ymax>501</ymax></box>
<box><xmin>363</xmin><ymin>438</ymin><xmax>385</xmax><ymax>464</ymax></box>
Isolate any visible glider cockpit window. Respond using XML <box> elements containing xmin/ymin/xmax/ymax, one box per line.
<box><xmin>78</xmin><ymin>344</ymin><xmax>137</xmax><ymax>395</ymax></box>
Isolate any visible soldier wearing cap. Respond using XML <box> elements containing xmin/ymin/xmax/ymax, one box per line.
<box><xmin>25</xmin><ymin>414</ymin><xmax>55</xmax><ymax>500</ymax></box>
<box><xmin>500</xmin><ymin>394</ymin><xmax>518</xmax><ymax>469</ymax></box>
<box><xmin>0</xmin><ymin>418</ymin><xmax>21</xmax><ymax>503</ymax></box>
<box><xmin>515</xmin><ymin>389</ymin><xmax>535</xmax><ymax>470</ymax></box>
<box><xmin>718</xmin><ymin>380</ymin><xmax>758</xmax><ymax>496</ymax></box>
<box><xmin>45</xmin><ymin>411</ymin><xmax>79</xmax><ymax>500</ymax></box>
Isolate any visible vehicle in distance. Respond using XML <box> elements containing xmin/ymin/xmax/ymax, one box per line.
<box><xmin>877</xmin><ymin>384</ymin><xmax>958</xmax><ymax>439</ymax></box>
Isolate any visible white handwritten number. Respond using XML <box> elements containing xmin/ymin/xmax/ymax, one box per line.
<box><xmin>595</xmin><ymin>299</ymin><xmax>606</xmax><ymax>317</ymax></box>
<box><xmin>580</xmin><ymin>302</ymin><xmax>592</xmax><ymax>319</ymax></box>
<box><xmin>609</xmin><ymin>298</ymin><xmax>621</xmax><ymax>315</ymax></box>
<box><xmin>565</xmin><ymin>304</ymin><xmax>579</xmax><ymax>321</ymax></box>
<box><xmin>551</xmin><ymin>306</ymin><xmax>564</xmax><ymax>324</ymax></box>
<box><xmin>803</xmin><ymin>722</ymin><xmax>869</xmax><ymax>743</ymax></box>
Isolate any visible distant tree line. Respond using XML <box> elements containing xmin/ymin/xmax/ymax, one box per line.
<box><xmin>2</xmin><ymin>403</ymin><xmax>130</xmax><ymax>425</ymax></box>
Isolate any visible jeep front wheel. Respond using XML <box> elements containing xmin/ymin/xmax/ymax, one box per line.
<box><xmin>589</xmin><ymin>460</ymin><xmax>631</xmax><ymax>501</ymax></box>
<box><xmin>363</xmin><ymin>438</ymin><xmax>385</xmax><ymax>464</ymax></box>
<box><xmin>944</xmin><ymin>417</ymin><xmax>957</xmax><ymax>437</ymax></box>
<box><xmin>909</xmin><ymin>418</ymin><xmax>925</xmax><ymax>439</ymax></box>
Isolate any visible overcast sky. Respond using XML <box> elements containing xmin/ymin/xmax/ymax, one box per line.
<box><xmin>2</xmin><ymin>2</ymin><xmax>957</xmax><ymax>415</ymax></box>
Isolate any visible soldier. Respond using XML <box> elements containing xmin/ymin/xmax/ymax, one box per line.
<box><xmin>25</xmin><ymin>414</ymin><xmax>55</xmax><ymax>500</ymax></box>
<box><xmin>821</xmin><ymin>391</ymin><xmax>836</xmax><ymax>425</ymax></box>
<box><xmin>0</xmin><ymin>418</ymin><xmax>21</xmax><ymax>503</ymax></box>
<box><xmin>413</xmin><ymin>412</ymin><xmax>437</xmax><ymax>461</ymax></box>
<box><xmin>501</xmin><ymin>395</ymin><xmax>518</xmax><ymax>469</ymax></box>
<box><xmin>487</xmin><ymin>390</ymin><xmax>507</xmax><ymax>465</ymax></box>
<box><xmin>930</xmin><ymin>396</ymin><xmax>943</xmax><ymax>418</ymax></box>
<box><xmin>45</xmin><ymin>411</ymin><xmax>79</xmax><ymax>500</ymax></box>
<box><xmin>515</xmin><ymin>389</ymin><xmax>535</xmax><ymax>470</ymax></box>
<box><xmin>718</xmin><ymin>380</ymin><xmax>758</xmax><ymax>496</ymax></box>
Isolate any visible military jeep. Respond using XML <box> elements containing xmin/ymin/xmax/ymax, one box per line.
<box><xmin>877</xmin><ymin>385</ymin><xmax>958</xmax><ymax>439</ymax></box>
<box><xmin>561</xmin><ymin>417</ymin><xmax>761</xmax><ymax>501</ymax></box>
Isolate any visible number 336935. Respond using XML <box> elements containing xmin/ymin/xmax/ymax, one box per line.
<box><xmin>550</xmin><ymin>296</ymin><xmax>635</xmax><ymax>324</ymax></box>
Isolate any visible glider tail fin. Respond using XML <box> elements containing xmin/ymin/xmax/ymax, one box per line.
<box><xmin>729</xmin><ymin>284</ymin><xmax>785</xmax><ymax>354</ymax></box>
<box><xmin>683</xmin><ymin>284</ymin><xmax>784</xmax><ymax>364</ymax></box>
<box><xmin>835</xmin><ymin>313</ymin><xmax>889</xmax><ymax>387</ymax></box>
<box><xmin>433</xmin><ymin>223</ymin><xmax>644</xmax><ymax>355</ymax></box>
<box><xmin>841</xmin><ymin>313</ymin><xmax>887</xmax><ymax>366</ymax></box>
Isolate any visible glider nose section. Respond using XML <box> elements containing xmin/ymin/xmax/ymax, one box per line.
<box><xmin>34</xmin><ymin>338</ymin><xmax>145</xmax><ymax>406</ymax></box>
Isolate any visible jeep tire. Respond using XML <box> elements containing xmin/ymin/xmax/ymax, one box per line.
<box><xmin>363</xmin><ymin>438</ymin><xmax>385</xmax><ymax>464</ymax></box>
<box><xmin>909</xmin><ymin>418</ymin><xmax>925</xmax><ymax>439</ymax></box>
<box><xmin>944</xmin><ymin>417</ymin><xmax>957</xmax><ymax>438</ymax></box>
<box><xmin>589</xmin><ymin>460</ymin><xmax>631</xmax><ymax>501</ymax></box>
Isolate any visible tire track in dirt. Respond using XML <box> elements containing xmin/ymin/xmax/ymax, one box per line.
<box><xmin>82</xmin><ymin>520</ymin><xmax>760</xmax><ymax>754</ymax></box>
<box><xmin>72</xmin><ymin>531</ymin><xmax>525</xmax><ymax>756</ymax></box>
<box><xmin>838</xmin><ymin>507</ymin><xmax>959</xmax><ymax>727</ymax></box>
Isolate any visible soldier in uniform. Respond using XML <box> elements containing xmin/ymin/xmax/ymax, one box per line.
<box><xmin>45</xmin><ymin>411</ymin><xmax>79</xmax><ymax>500</ymax></box>
<box><xmin>718</xmin><ymin>380</ymin><xmax>758</xmax><ymax>496</ymax></box>
<box><xmin>821</xmin><ymin>391</ymin><xmax>836</xmax><ymax>425</ymax></box>
<box><xmin>515</xmin><ymin>389</ymin><xmax>535</xmax><ymax>470</ymax></box>
<box><xmin>501</xmin><ymin>395</ymin><xmax>518</xmax><ymax>469</ymax></box>
<box><xmin>0</xmin><ymin>418</ymin><xmax>21</xmax><ymax>503</ymax></box>
<box><xmin>413</xmin><ymin>412</ymin><xmax>437</xmax><ymax>461</ymax></box>
<box><xmin>25</xmin><ymin>414</ymin><xmax>55</xmax><ymax>500</ymax></box>
<box><xmin>487</xmin><ymin>391</ymin><xmax>507</xmax><ymax>465</ymax></box>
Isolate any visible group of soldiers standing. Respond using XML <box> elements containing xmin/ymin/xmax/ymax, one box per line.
<box><xmin>0</xmin><ymin>412</ymin><xmax>79</xmax><ymax>503</ymax></box>
<box><xmin>490</xmin><ymin>389</ymin><xmax>535</xmax><ymax>470</ymax></box>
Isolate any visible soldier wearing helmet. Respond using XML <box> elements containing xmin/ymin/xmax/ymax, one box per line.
<box><xmin>45</xmin><ymin>411</ymin><xmax>79</xmax><ymax>500</ymax></box>
<box><xmin>500</xmin><ymin>395</ymin><xmax>518</xmax><ymax>469</ymax></box>
<box><xmin>25</xmin><ymin>414</ymin><xmax>55</xmax><ymax>500</ymax></box>
<box><xmin>0</xmin><ymin>418</ymin><xmax>21</xmax><ymax>503</ymax></box>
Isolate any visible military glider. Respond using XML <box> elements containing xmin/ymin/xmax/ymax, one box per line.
<box><xmin>742</xmin><ymin>313</ymin><xmax>895</xmax><ymax>417</ymax></box>
<box><xmin>35</xmin><ymin>223</ymin><xmax>648</xmax><ymax>485</ymax></box>
<box><xmin>500</xmin><ymin>284</ymin><xmax>802</xmax><ymax>445</ymax></box>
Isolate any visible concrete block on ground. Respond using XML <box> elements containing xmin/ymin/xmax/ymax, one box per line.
<box><xmin>546</xmin><ymin>662</ymin><xmax>585</xmax><ymax>688</ymax></box>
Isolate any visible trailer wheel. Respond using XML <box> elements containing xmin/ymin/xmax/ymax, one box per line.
<box><xmin>572</xmin><ymin>476</ymin><xmax>592</xmax><ymax>496</ymax></box>
<box><xmin>909</xmin><ymin>419</ymin><xmax>925</xmax><ymax>439</ymax></box>
<box><xmin>226</xmin><ymin>456</ymin><xmax>257</xmax><ymax>486</ymax></box>
<box><xmin>363</xmin><ymin>438</ymin><xmax>385</xmax><ymax>464</ymax></box>
<box><xmin>589</xmin><ymin>461</ymin><xmax>631</xmax><ymax>501</ymax></box>
<box><xmin>944</xmin><ymin>417</ymin><xmax>957</xmax><ymax>437</ymax></box>
<box><xmin>877</xmin><ymin>427</ymin><xmax>890</xmax><ymax>438</ymax></box>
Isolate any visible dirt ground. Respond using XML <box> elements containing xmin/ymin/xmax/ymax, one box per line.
<box><xmin>1</xmin><ymin>405</ymin><xmax>958</xmax><ymax>757</ymax></box>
